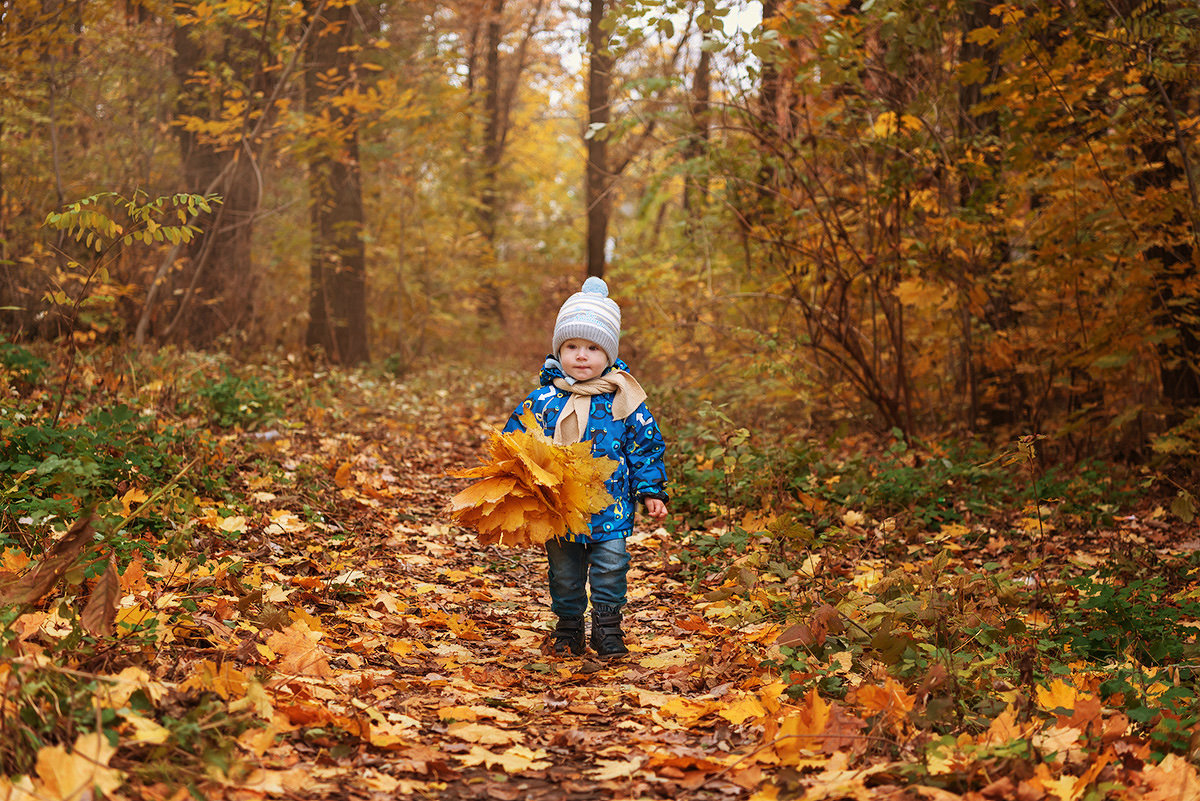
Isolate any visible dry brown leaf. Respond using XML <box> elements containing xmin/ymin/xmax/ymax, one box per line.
<box><xmin>446</xmin><ymin>721</ymin><xmax>522</xmax><ymax>745</ymax></box>
<box><xmin>456</xmin><ymin>745</ymin><xmax>553</xmax><ymax>774</ymax></box>
<box><xmin>80</xmin><ymin>555</ymin><xmax>119</xmax><ymax>637</ymax></box>
<box><xmin>589</xmin><ymin>757</ymin><xmax>645</xmax><ymax>781</ymax></box>
<box><xmin>2</xmin><ymin>514</ymin><xmax>96</xmax><ymax>606</ymax></box>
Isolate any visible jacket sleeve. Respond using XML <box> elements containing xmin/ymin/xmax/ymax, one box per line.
<box><xmin>623</xmin><ymin>402</ymin><xmax>669</xmax><ymax>501</ymax></box>
<box><xmin>502</xmin><ymin>398</ymin><xmax>531</xmax><ymax>433</ymax></box>
<box><xmin>503</xmin><ymin>388</ymin><xmax>558</xmax><ymax>436</ymax></box>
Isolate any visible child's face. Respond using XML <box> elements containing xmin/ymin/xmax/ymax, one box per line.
<box><xmin>559</xmin><ymin>338</ymin><xmax>608</xmax><ymax>381</ymax></box>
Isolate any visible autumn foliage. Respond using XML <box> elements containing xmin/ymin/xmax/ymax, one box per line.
<box><xmin>2</xmin><ymin>0</ymin><xmax>1200</xmax><ymax>793</ymax></box>
<box><xmin>448</xmin><ymin>412</ymin><xmax>616</xmax><ymax>546</ymax></box>
<box><xmin>0</xmin><ymin>350</ymin><xmax>1198</xmax><ymax>800</ymax></box>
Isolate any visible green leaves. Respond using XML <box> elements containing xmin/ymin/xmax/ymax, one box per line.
<box><xmin>43</xmin><ymin>192</ymin><xmax>219</xmax><ymax>253</ymax></box>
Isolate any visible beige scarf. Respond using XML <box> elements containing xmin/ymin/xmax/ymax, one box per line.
<box><xmin>552</xmin><ymin>370</ymin><xmax>648</xmax><ymax>445</ymax></box>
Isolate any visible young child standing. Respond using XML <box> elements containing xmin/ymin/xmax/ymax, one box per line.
<box><xmin>504</xmin><ymin>277</ymin><xmax>669</xmax><ymax>657</ymax></box>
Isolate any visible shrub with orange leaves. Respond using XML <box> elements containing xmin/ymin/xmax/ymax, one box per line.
<box><xmin>448</xmin><ymin>412</ymin><xmax>617</xmax><ymax>547</ymax></box>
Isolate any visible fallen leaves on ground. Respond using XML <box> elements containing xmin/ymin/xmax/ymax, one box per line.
<box><xmin>1</xmin><ymin>368</ymin><xmax>1197</xmax><ymax>801</ymax></box>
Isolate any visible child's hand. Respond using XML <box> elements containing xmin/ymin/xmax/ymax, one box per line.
<box><xmin>644</xmin><ymin>498</ymin><xmax>668</xmax><ymax>520</ymax></box>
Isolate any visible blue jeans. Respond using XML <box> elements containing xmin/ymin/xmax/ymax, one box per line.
<box><xmin>545</xmin><ymin>538</ymin><xmax>630</xmax><ymax>618</ymax></box>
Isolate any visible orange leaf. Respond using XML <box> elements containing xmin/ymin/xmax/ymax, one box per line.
<box><xmin>267</xmin><ymin>621</ymin><xmax>333</xmax><ymax>678</ymax></box>
<box><xmin>1143</xmin><ymin>753</ymin><xmax>1200</xmax><ymax>801</ymax></box>
<box><xmin>853</xmin><ymin>678</ymin><xmax>914</xmax><ymax>724</ymax></box>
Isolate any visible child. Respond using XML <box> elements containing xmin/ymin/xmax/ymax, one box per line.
<box><xmin>504</xmin><ymin>277</ymin><xmax>669</xmax><ymax>657</ymax></box>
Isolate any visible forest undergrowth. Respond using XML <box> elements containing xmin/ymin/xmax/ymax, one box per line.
<box><xmin>1</xmin><ymin>343</ymin><xmax>1198</xmax><ymax>800</ymax></box>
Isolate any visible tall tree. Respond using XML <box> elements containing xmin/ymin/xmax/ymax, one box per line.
<box><xmin>304</xmin><ymin>0</ymin><xmax>370</xmax><ymax>364</ymax></box>
<box><xmin>0</xmin><ymin>0</ymin><xmax>85</xmax><ymax>335</ymax></box>
<box><xmin>585</xmin><ymin>0</ymin><xmax>613</xmax><ymax>278</ymax></box>
<box><xmin>955</xmin><ymin>0</ymin><xmax>1013</xmax><ymax>428</ymax></box>
<box><xmin>1120</xmin><ymin>1</ymin><xmax>1200</xmax><ymax>413</ymax></box>
<box><xmin>682</xmin><ymin>28</ymin><xmax>711</xmax><ymax>221</ymax></box>
<box><xmin>466</xmin><ymin>0</ymin><xmax>547</xmax><ymax>320</ymax></box>
<box><xmin>154</xmin><ymin>5</ymin><xmax>272</xmax><ymax>347</ymax></box>
<box><xmin>479</xmin><ymin>0</ymin><xmax>505</xmax><ymax>246</ymax></box>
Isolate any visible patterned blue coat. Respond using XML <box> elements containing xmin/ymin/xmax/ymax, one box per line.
<box><xmin>503</xmin><ymin>358</ymin><xmax>669</xmax><ymax>543</ymax></box>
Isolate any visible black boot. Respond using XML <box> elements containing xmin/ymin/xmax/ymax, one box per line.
<box><xmin>590</xmin><ymin>607</ymin><xmax>628</xmax><ymax>658</ymax></box>
<box><xmin>551</xmin><ymin>615</ymin><xmax>587</xmax><ymax>656</ymax></box>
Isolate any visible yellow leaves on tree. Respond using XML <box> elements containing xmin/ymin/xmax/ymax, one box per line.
<box><xmin>448</xmin><ymin>411</ymin><xmax>616</xmax><ymax>547</ymax></box>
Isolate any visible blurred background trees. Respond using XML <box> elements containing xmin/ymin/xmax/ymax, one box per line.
<box><xmin>2</xmin><ymin>0</ymin><xmax>1198</xmax><ymax>461</ymax></box>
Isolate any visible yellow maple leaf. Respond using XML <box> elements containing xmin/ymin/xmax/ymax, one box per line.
<box><xmin>449</xmin><ymin>411</ymin><xmax>616</xmax><ymax>547</ymax></box>
<box><xmin>659</xmin><ymin>697</ymin><xmax>717</xmax><ymax>725</ymax></box>
<box><xmin>265</xmin><ymin>509</ymin><xmax>307</xmax><ymax>534</ymax></box>
<box><xmin>446</xmin><ymin>722</ymin><xmax>521</xmax><ymax>745</ymax></box>
<box><xmin>452</xmin><ymin>476</ymin><xmax>518</xmax><ymax>508</ymax></box>
<box><xmin>718</xmin><ymin>695</ymin><xmax>769</xmax><ymax>726</ymax></box>
<box><xmin>588</xmin><ymin>757</ymin><xmax>644</xmax><ymax>781</ymax></box>
<box><xmin>119</xmin><ymin>487</ymin><xmax>149</xmax><ymax>517</ymax></box>
<box><xmin>774</xmin><ymin>689</ymin><xmax>830</xmax><ymax>764</ymax></box>
<box><xmin>120</xmin><ymin>711</ymin><xmax>172</xmax><ymax>745</ymax></box>
<box><xmin>34</xmin><ymin>732</ymin><xmax>124</xmax><ymax>801</ymax></box>
<box><xmin>1036</xmin><ymin>678</ymin><xmax>1088</xmax><ymax>713</ymax></box>
<box><xmin>457</xmin><ymin>745</ymin><xmax>553</xmax><ymax>774</ymax></box>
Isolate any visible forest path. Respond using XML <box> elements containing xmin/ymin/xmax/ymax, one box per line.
<box><xmin>216</xmin><ymin>397</ymin><xmax>778</xmax><ymax>801</ymax></box>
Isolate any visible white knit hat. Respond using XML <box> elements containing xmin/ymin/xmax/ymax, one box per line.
<box><xmin>552</xmin><ymin>277</ymin><xmax>621</xmax><ymax>366</ymax></box>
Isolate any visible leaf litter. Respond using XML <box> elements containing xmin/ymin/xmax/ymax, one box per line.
<box><xmin>1</xmin><ymin>365</ymin><xmax>1197</xmax><ymax>800</ymax></box>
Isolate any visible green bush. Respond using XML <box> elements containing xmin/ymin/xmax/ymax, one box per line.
<box><xmin>668</xmin><ymin>416</ymin><xmax>1135</xmax><ymax>541</ymax></box>
<box><xmin>1056</xmin><ymin>565</ymin><xmax>1200</xmax><ymax>666</ymax></box>
<box><xmin>0</xmin><ymin>342</ymin><xmax>49</xmax><ymax>387</ymax></box>
<box><xmin>0</xmin><ymin>663</ymin><xmax>117</xmax><ymax>775</ymax></box>
<box><xmin>182</xmin><ymin>366</ymin><xmax>281</xmax><ymax>430</ymax></box>
<box><xmin>0</xmin><ymin>403</ymin><xmax>192</xmax><ymax>546</ymax></box>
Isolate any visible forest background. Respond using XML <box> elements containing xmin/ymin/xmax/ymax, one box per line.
<box><xmin>4</xmin><ymin>0</ymin><xmax>1199</xmax><ymax>452</ymax></box>
<box><xmin>3</xmin><ymin>0</ymin><xmax>1200</xmax><ymax>799</ymax></box>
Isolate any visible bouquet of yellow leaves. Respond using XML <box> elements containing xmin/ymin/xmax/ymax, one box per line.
<box><xmin>448</xmin><ymin>411</ymin><xmax>617</xmax><ymax>547</ymax></box>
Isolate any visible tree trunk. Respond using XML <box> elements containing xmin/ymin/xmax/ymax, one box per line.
<box><xmin>956</xmin><ymin>0</ymin><xmax>1016</xmax><ymax>429</ymax></box>
<box><xmin>682</xmin><ymin>43</ymin><xmax>710</xmax><ymax>220</ymax></box>
<box><xmin>163</xmin><ymin>10</ymin><xmax>262</xmax><ymax>348</ymax></box>
<box><xmin>304</xmin><ymin>0</ymin><xmax>370</xmax><ymax>364</ymax></box>
<box><xmin>585</xmin><ymin>0</ymin><xmax>612</xmax><ymax>278</ymax></box>
<box><xmin>1113</xmin><ymin>0</ymin><xmax>1200</xmax><ymax>413</ymax></box>
<box><xmin>475</xmin><ymin>0</ymin><xmax>505</xmax><ymax>322</ymax></box>
<box><xmin>1143</xmin><ymin>97</ymin><xmax>1200</xmax><ymax>412</ymax></box>
<box><xmin>479</xmin><ymin>0</ymin><xmax>504</xmax><ymax>245</ymax></box>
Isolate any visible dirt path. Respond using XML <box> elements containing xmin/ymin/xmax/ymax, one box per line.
<box><xmin>213</xmin><ymin>409</ymin><xmax>777</xmax><ymax>800</ymax></box>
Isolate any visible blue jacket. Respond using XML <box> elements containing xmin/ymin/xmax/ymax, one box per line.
<box><xmin>503</xmin><ymin>358</ymin><xmax>668</xmax><ymax>543</ymax></box>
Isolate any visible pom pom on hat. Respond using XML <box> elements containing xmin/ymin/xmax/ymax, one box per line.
<box><xmin>553</xmin><ymin>277</ymin><xmax>621</xmax><ymax>366</ymax></box>
<box><xmin>581</xmin><ymin>276</ymin><xmax>608</xmax><ymax>297</ymax></box>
